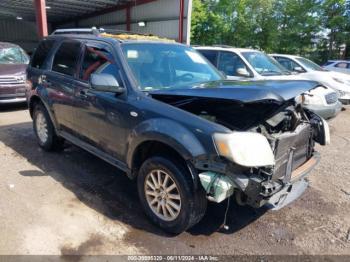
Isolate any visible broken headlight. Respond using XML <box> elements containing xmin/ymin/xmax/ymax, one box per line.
<box><xmin>213</xmin><ymin>132</ymin><xmax>275</xmax><ymax>167</ymax></box>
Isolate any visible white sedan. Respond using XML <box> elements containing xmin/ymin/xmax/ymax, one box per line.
<box><xmin>323</xmin><ymin>60</ymin><xmax>350</xmax><ymax>75</ymax></box>
<box><xmin>271</xmin><ymin>54</ymin><xmax>350</xmax><ymax>104</ymax></box>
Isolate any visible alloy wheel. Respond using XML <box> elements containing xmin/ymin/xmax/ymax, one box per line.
<box><xmin>144</xmin><ymin>169</ymin><xmax>182</xmax><ymax>221</ymax></box>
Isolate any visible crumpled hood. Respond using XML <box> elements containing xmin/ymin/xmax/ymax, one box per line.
<box><xmin>149</xmin><ymin>80</ymin><xmax>320</xmax><ymax>103</ymax></box>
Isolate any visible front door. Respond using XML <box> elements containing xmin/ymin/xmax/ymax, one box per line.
<box><xmin>217</xmin><ymin>51</ymin><xmax>252</xmax><ymax>80</ymax></box>
<box><xmin>73</xmin><ymin>42</ymin><xmax>130</xmax><ymax>161</ymax></box>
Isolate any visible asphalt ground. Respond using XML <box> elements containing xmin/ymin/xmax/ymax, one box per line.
<box><xmin>0</xmin><ymin>103</ymin><xmax>349</xmax><ymax>255</ymax></box>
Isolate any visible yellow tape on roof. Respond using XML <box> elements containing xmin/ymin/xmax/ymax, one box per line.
<box><xmin>100</xmin><ymin>33</ymin><xmax>175</xmax><ymax>42</ymax></box>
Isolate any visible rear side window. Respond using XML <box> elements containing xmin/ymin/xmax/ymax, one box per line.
<box><xmin>335</xmin><ymin>62</ymin><xmax>349</xmax><ymax>68</ymax></box>
<box><xmin>198</xmin><ymin>50</ymin><xmax>218</xmax><ymax>66</ymax></box>
<box><xmin>31</xmin><ymin>39</ymin><xmax>55</xmax><ymax>69</ymax></box>
<box><xmin>52</xmin><ymin>40</ymin><xmax>81</xmax><ymax>77</ymax></box>
<box><xmin>323</xmin><ymin>61</ymin><xmax>334</xmax><ymax>66</ymax></box>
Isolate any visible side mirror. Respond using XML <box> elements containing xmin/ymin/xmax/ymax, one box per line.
<box><xmin>293</xmin><ymin>66</ymin><xmax>304</xmax><ymax>73</ymax></box>
<box><xmin>90</xmin><ymin>73</ymin><xmax>124</xmax><ymax>94</ymax></box>
<box><xmin>236</xmin><ymin>68</ymin><xmax>250</xmax><ymax>77</ymax></box>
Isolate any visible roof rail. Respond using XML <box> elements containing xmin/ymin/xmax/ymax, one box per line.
<box><xmin>51</xmin><ymin>27</ymin><xmax>149</xmax><ymax>37</ymax></box>
<box><xmin>212</xmin><ymin>44</ymin><xmax>233</xmax><ymax>48</ymax></box>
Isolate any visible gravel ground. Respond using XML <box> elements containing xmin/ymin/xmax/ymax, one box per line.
<box><xmin>0</xmin><ymin>103</ymin><xmax>349</xmax><ymax>255</ymax></box>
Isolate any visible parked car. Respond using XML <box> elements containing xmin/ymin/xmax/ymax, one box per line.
<box><xmin>195</xmin><ymin>46</ymin><xmax>342</xmax><ymax>119</ymax></box>
<box><xmin>271</xmin><ymin>54</ymin><xmax>350</xmax><ymax>105</ymax></box>
<box><xmin>27</xmin><ymin>29</ymin><xmax>329</xmax><ymax>233</ymax></box>
<box><xmin>0</xmin><ymin>42</ymin><xmax>29</xmax><ymax>104</ymax></box>
<box><xmin>323</xmin><ymin>60</ymin><xmax>350</xmax><ymax>75</ymax></box>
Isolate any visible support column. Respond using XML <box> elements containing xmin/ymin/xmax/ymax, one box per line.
<box><xmin>34</xmin><ymin>0</ymin><xmax>48</xmax><ymax>38</ymax></box>
<box><xmin>178</xmin><ymin>0</ymin><xmax>185</xmax><ymax>43</ymax></box>
<box><xmin>126</xmin><ymin>5</ymin><xmax>131</xmax><ymax>31</ymax></box>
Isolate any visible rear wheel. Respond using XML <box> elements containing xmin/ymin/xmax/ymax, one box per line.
<box><xmin>33</xmin><ymin>103</ymin><xmax>64</xmax><ymax>151</ymax></box>
<box><xmin>137</xmin><ymin>156</ymin><xmax>207</xmax><ymax>234</ymax></box>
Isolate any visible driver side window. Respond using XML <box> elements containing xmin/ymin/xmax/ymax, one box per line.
<box><xmin>79</xmin><ymin>45</ymin><xmax>121</xmax><ymax>83</ymax></box>
<box><xmin>275</xmin><ymin>57</ymin><xmax>299</xmax><ymax>71</ymax></box>
<box><xmin>218</xmin><ymin>51</ymin><xmax>248</xmax><ymax>76</ymax></box>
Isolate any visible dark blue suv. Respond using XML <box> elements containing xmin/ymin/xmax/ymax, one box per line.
<box><xmin>26</xmin><ymin>29</ymin><xmax>329</xmax><ymax>233</ymax></box>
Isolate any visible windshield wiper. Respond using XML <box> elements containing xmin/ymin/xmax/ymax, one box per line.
<box><xmin>260</xmin><ymin>70</ymin><xmax>283</xmax><ymax>76</ymax></box>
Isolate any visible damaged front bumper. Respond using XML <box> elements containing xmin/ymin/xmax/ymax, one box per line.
<box><xmin>198</xmin><ymin>153</ymin><xmax>320</xmax><ymax>210</ymax></box>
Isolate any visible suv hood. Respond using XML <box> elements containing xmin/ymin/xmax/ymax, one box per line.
<box><xmin>150</xmin><ymin>80</ymin><xmax>321</xmax><ymax>130</ymax></box>
<box><xmin>150</xmin><ymin>80</ymin><xmax>320</xmax><ymax>103</ymax></box>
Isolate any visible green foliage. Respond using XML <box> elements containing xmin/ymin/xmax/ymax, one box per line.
<box><xmin>191</xmin><ymin>0</ymin><xmax>350</xmax><ymax>63</ymax></box>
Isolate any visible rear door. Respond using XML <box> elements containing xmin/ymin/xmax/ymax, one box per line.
<box><xmin>27</xmin><ymin>39</ymin><xmax>56</xmax><ymax>98</ymax></box>
<box><xmin>45</xmin><ymin>39</ymin><xmax>82</xmax><ymax>134</ymax></box>
<box><xmin>198</xmin><ymin>50</ymin><xmax>218</xmax><ymax>67</ymax></box>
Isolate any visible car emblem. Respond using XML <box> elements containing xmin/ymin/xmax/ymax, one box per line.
<box><xmin>130</xmin><ymin>111</ymin><xmax>138</xmax><ymax>117</ymax></box>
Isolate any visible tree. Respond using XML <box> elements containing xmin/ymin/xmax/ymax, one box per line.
<box><xmin>190</xmin><ymin>0</ymin><xmax>349</xmax><ymax>63</ymax></box>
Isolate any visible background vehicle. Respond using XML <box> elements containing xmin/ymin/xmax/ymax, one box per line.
<box><xmin>0</xmin><ymin>42</ymin><xmax>29</xmax><ymax>104</ymax></box>
<box><xmin>196</xmin><ymin>46</ymin><xmax>342</xmax><ymax>119</ymax></box>
<box><xmin>323</xmin><ymin>60</ymin><xmax>350</xmax><ymax>75</ymax></box>
<box><xmin>271</xmin><ymin>54</ymin><xmax>350</xmax><ymax>105</ymax></box>
<box><xmin>27</xmin><ymin>30</ymin><xmax>328</xmax><ymax>233</ymax></box>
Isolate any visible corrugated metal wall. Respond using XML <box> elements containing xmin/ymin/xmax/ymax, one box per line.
<box><xmin>59</xmin><ymin>0</ymin><xmax>191</xmax><ymax>42</ymax></box>
<box><xmin>0</xmin><ymin>19</ymin><xmax>40</xmax><ymax>53</ymax></box>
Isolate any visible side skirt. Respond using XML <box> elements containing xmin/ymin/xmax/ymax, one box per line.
<box><xmin>59</xmin><ymin>131</ymin><xmax>132</xmax><ymax>178</ymax></box>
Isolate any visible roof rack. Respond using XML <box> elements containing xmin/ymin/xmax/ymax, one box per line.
<box><xmin>51</xmin><ymin>27</ymin><xmax>149</xmax><ymax>37</ymax></box>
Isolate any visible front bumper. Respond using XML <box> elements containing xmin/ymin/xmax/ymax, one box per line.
<box><xmin>304</xmin><ymin>101</ymin><xmax>342</xmax><ymax>119</ymax></box>
<box><xmin>199</xmin><ymin>153</ymin><xmax>320</xmax><ymax>210</ymax></box>
<box><xmin>0</xmin><ymin>83</ymin><xmax>27</xmax><ymax>104</ymax></box>
<box><xmin>266</xmin><ymin>153</ymin><xmax>320</xmax><ymax>210</ymax></box>
<box><xmin>339</xmin><ymin>98</ymin><xmax>350</xmax><ymax>105</ymax></box>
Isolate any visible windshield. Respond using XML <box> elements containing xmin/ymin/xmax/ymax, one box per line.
<box><xmin>0</xmin><ymin>47</ymin><xmax>29</xmax><ymax>64</ymax></box>
<box><xmin>121</xmin><ymin>43</ymin><xmax>222</xmax><ymax>91</ymax></box>
<box><xmin>242</xmin><ymin>51</ymin><xmax>288</xmax><ymax>76</ymax></box>
<box><xmin>296</xmin><ymin>57</ymin><xmax>325</xmax><ymax>71</ymax></box>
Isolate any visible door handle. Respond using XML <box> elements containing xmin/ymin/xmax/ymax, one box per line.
<box><xmin>79</xmin><ymin>89</ymin><xmax>89</xmax><ymax>99</ymax></box>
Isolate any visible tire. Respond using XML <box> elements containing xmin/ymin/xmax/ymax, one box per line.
<box><xmin>33</xmin><ymin>103</ymin><xmax>64</xmax><ymax>151</ymax></box>
<box><xmin>137</xmin><ymin>156</ymin><xmax>207</xmax><ymax>234</ymax></box>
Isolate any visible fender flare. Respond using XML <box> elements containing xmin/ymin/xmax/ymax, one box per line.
<box><xmin>126</xmin><ymin>118</ymin><xmax>207</xmax><ymax>185</ymax></box>
<box><xmin>29</xmin><ymin>90</ymin><xmax>59</xmax><ymax>130</ymax></box>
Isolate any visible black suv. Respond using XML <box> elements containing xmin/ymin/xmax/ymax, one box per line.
<box><xmin>26</xmin><ymin>29</ymin><xmax>329</xmax><ymax>233</ymax></box>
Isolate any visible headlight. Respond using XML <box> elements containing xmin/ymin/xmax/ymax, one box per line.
<box><xmin>213</xmin><ymin>132</ymin><xmax>275</xmax><ymax>167</ymax></box>
<box><xmin>338</xmin><ymin>90</ymin><xmax>350</xmax><ymax>97</ymax></box>
<box><xmin>302</xmin><ymin>94</ymin><xmax>324</xmax><ymax>105</ymax></box>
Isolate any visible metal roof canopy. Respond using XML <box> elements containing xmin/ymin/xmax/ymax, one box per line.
<box><xmin>0</xmin><ymin>0</ymin><xmax>138</xmax><ymax>23</ymax></box>
<box><xmin>0</xmin><ymin>0</ymin><xmax>190</xmax><ymax>45</ymax></box>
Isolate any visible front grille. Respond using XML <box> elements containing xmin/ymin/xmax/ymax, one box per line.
<box><xmin>325</xmin><ymin>92</ymin><xmax>338</xmax><ymax>104</ymax></box>
<box><xmin>0</xmin><ymin>76</ymin><xmax>25</xmax><ymax>85</ymax></box>
<box><xmin>338</xmin><ymin>90</ymin><xmax>348</xmax><ymax>98</ymax></box>
<box><xmin>272</xmin><ymin>123</ymin><xmax>313</xmax><ymax>180</ymax></box>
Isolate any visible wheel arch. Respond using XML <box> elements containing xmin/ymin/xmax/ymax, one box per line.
<box><xmin>29</xmin><ymin>95</ymin><xmax>58</xmax><ymax>130</ymax></box>
<box><xmin>127</xmin><ymin>119</ymin><xmax>207</xmax><ymax>189</ymax></box>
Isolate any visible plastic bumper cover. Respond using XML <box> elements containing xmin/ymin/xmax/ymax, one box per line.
<box><xmin>304</xmin><ymin>101</ymin><xmax>342</xmax><ymax>119</ymax></box>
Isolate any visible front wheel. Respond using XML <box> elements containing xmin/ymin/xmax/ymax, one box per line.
<box><xmin>137</xmin><ymin>156</ymin><xmax>207</xmax><ymax>234</ymax></box>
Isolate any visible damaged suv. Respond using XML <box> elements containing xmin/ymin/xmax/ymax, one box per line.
<box><xmin>26</xmin><ymin>29</ymin><xmax>329</xmax><ymax>234</ymax></box>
